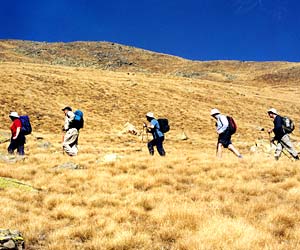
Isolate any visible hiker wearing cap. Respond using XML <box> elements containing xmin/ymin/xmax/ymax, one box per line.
<box><xmin>144</xmin><ymin>112</ymin><xmax>166</xmax><ymax>156</ymax></box>
<box><xmin>62</xmin><ymin>107</ymin><xmax>79</xmax><ymax>156</ymax></box>
<box><xmin>8</xmin><ymin>112</ymin><xmax>25</xmax><ymax>155</ymax></box>
<box><xmin>210</xmin><ymin>108</ymin><xmax>242</xmax><ymax>158</ymax></box>
<box><xmin>267</xmin><ymin>108</ymin><xmax>299</xmax><ymax>161</ymax></box>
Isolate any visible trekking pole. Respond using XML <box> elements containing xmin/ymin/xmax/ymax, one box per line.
<box><xmin>271</xmin><ymin>140</ymin><xmax>293</xmax><ymax>161</ymax></box>
<box><xmin>61</xmin><ymin>132</ymin><xmax>65</xmax><ymax>155</ymax></box>
<box><xmin>268</xmin><ymin>132</ymin><xmax>272</xmax><ymax>148</ymax></box>
<box><xmin>141</xmin><ymin>125</ymin><xmax>145</xmax><ymax>142</ymax></box>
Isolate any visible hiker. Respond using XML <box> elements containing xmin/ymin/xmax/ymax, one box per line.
<box><xmin>210</xmin><ymin>108</ymin><xmax>242</xmax><ymax>158</ymax></box>
<box><xmin>62</xmin><ymin>106</ymin><xmax>79</xmax><ymax>156</ymax></box>
<box><xmin>267</xmin><ymin>108</ymin><xmax>299</xmax><ymax>161</ymax></box>
<box><xmin>8</xmin><ymin>112</ymin><xmax>26</xmax><ymax>155</ymax></box>
<box><xmin>144</xmin><ymin>112</ymin><xmax>166</xmax><ymax>156</ymax></box>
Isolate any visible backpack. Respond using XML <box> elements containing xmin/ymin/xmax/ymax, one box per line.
<box><xmin>227</xmin><ymin>116</ymin><xmax>237</xmax><ymax>135</ymax></box>
<box><xmin>282</xmin><ymin>116</ymin><xmax>294</xmax><ymax>134</ymax></box>
<box><xmin>71</xmin><ymin>110</ymin><xmax>84</xmax><ymax>130</ymax></box>
<box><xmin>19</xmin><ymin>115</ymin><xmax>32</xmax><ymax>135</ymax></box>
<box><xmin>157</xmin><ymin>118</ymin><xmax>170</xmax><ymax>133</ymax></box>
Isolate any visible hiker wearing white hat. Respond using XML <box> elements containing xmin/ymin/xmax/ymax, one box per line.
<box><xmin>144</xmin><ymin>112</ymin><xmax>166</xmax><ymax>156</ymax></box>
<box><xmin>210</xmin><ymin>108</ymin><xmax>242</xmax><ymax>158</ymax></box>
<box><xmin>267</xmin><ymin>108</ymin><xmax>299</xmax><ymax>160</ymax></box>
<box><xmin>8</xmin><ymin>111</ymin><xmax>25</xmax><ymax>155</ymax></box>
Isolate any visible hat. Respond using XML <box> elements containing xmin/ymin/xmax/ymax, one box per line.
<box><xmin>267</xmin><ymin>108</ymin><xmax>278</xmax><ymax>115</ymax></box>
<box><xmin>9</xmin><ymin>112</ymin><xmax>19</xmax><ymax>118</ymax></box>
<box><xmin>146</xmin><ymin>112</ymin><xmax>154</xmax><ymax>118</ymax></box>
<box><xmin>210</xmin><ymin>108</ymin><xmax>220</xmax><ymax>116</ymax></box>
<box><xmin>62</xmin><ymin>106</ymin><xmax>72</xmax><ymax>111</ymax></box>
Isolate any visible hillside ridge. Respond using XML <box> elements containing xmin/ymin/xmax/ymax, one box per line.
<box><xmin>1</xmin><ymin>39</ymin><xmax>300</xmax><ymax>84</ymax></box>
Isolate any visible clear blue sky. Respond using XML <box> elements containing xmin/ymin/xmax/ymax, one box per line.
<box><xmin>1</xmin><ymin>0</ymin><xmax>300</xmax><ymax>62</ymax></box>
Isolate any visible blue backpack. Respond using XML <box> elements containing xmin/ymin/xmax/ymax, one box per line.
<box><xmin>71</xmin><ymin>110</ymin><xmax>84</xmax><ymax>130</ymax></box>
<box><xmin>19</xmin><ymin>116</ymin><xmax>32</xmax><ymax>135</ymax></box>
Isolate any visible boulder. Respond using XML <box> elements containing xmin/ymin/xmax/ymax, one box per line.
<box><xmin>0</xmin><ymin>229</ymin><xmax>25</xmax><ymax>249</ymax></box>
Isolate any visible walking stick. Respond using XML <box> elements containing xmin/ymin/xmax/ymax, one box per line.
<box><xmin>268</xmin><ymin>131</ymin><xmax>272</xmax><ymax>148</ymax></box>
<box><xmin>62</xmin><ymin>132</ymin><xmax>65</xmax><ymax>155</ymax></box>
<box><xmin>141</xmin><ymin>125</ymin><xmax>145</xmax><ymax>142</ymax></box>
<box><xmin>270</xmin><ymin>140</ymin><xmax>293</xmax><ymax>161</ymax></box>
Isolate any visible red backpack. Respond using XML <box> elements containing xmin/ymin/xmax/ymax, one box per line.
<box><xmin>227</xmin><ymin>116</ymin><xmax>237</xmax><ymax>135</ymax></box>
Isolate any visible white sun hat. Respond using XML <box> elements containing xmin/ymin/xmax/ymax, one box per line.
<box><xmin>210</xmin><ymin>108</ymin><xmax>220</xmax><ymax>116</ymax></box>
<box><xmin>146</xmin><ymin>112</ymin><xmax>154</xmax><ymax>118</ymax></box>
<box><xmin>267</xmin><ymin>108</ymin><xmax>278</xmax><ymax>115</ymax></box>
<box><xmin>9</xmin><ymin>112</ymin><xmax>19</xmax><ymax>118</ymax></box>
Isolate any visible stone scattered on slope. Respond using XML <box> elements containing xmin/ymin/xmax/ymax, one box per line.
<box><xmin>103</xmin><ymin>154</ymin><xmax>123</xmax><ymax>162</ymax></box>
<box><xmin>0</xmin><ymin>154</ymin><xmax>25</xmax><ymax>164</ymax></box>
<box><xmin>55</xmin><ymin>162</ymin><xmax>82</xmax><ymax>170</ymax></box>
<box><xmin>37</xmin><ymin>141</ymin><xmax>52</xmax><ymax>149</ymax></box>
<box><xmin>0</xmin><ymin>229</ymin><xmax>25</xmax><ymax>250</ymax></box>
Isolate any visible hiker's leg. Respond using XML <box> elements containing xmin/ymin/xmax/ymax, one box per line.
<box><xmin>7</xmin><ymin>138</ymin><xmax>17</xmax><ymax>154</ymax></box>
<box><xmin>281</xmin><ymin>135</ymin><xmax>299</xmax><ymax>159</ymax></box>
<box><xmin>63</xmin><ymin>129</ymin><xmax>79</xmax><ymax>156</ymax></box>
<box><xmin>228</xmin><ymin>144</ymin><xmax>242</xmax><ymax>158</ymax></box>
<box><xmin>217</xmin><ymin>143</ymin><xmax>223</xmax><ymax>158</ymax></box>
<box><xmin>16</xmin><ymin>135</ymin><xmax>25</xmax><ymax>155</ymax></box>
<box><xmin>17</xmin><ymin>145</ymin><xmax>25</xmax><ymax>155</ymax></box>
<box><xmin>156</xmin><ymin>137</ymin><xmax>165</xmax><ymax>156</ymax></box>
<box><xmin>274</xmin><ymin>142</ymin><xmax>283</xmax><ymax>160</ymax></box>
<box><xmin>147</xmin><ymin>139</ymin><xmax>155</xmax><ymax>155</ymax></box>
<box><xmin>217</xmin><ymin>132</ymin><xmax>231</xmax><ymax>158</ymax></box>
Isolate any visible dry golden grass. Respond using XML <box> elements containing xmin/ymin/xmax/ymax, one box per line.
<box><xmin>0</xmin><ymin>40</ymin><xmax>300</xmax><ymax>249</ymax></box>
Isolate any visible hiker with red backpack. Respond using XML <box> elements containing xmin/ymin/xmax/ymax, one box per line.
<box><xmin>144</xmin><ymin>112</ymin><xmax>167</xmax><ymax>156</ymax></box>
<box><xmin>210</xmin><ymin>109</ymin><xmax>242</xmax><ymax>158</ymax></box>
<box><xmin>8</xmin><ymin>112</ymin><xmax>26</xmax><ymax>155</ymax></box>
<box><xmin>267</xmin><ymin>108</ymin><xmax>299</xmax><ymax>161</ymax></box>
<box><xmin>62</xmin><ymin>106</ymin><xmax>84</xmax><ymax>156</ymax></box>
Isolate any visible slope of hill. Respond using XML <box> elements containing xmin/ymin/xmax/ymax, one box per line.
<box><xmin>0</xmin><ymin>40</ymin><xmax>300</xmax><ymax>250</ymax></box>
<box><xmin>2</xmin><ymin>40</ymin><xmax>300</xmax><ymax>85</ymax></box>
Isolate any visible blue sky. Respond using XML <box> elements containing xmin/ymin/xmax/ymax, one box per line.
<box><xmin>1</xmin><ymin>0</ymin><xmax>300</xmax><ymax>62</ymax></box>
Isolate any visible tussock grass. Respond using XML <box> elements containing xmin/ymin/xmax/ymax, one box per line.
<box><xmin>1</xmin><ymin>43</ymin><xmax>300</xmax><ymax>249</ymax></box>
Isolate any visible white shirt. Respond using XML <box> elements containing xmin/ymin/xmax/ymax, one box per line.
<box><xmin>215</xmin><ymin>114</ymin><xmax>228</xmax><ymax>134</ymax></box>
<box><xmin>64</xmin><ymin>111</ymin><xmax>75</xmax><ymax>130</ymax></box>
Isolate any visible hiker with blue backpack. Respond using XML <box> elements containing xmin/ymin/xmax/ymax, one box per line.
<box><xmin>210</xmin><ymin>108</ymin><xmax>242</xmax><ymax>158</ymax></box>
<box><xmin>8</xmin><ymin>112</ymin><xmax>26</xmax><ymax>155</ymax></box>
<box><xmin>267</xmin><ymin>108</ymin><xmax>299</xmax><ymax>161</ymax></box>
<box><xmin>62</xmin><ymin>106</ymin><xmax>84</xmax><ymax>156</ymax></box>
<box><xmin>143</xmin><ymin>112</ymin><xmax>167</xmax><ymax>156</ymax></box>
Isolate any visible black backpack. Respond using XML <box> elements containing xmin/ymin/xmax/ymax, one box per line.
<box><xmin>70</xmin><ymin>110</ymin><xmax>84</xmax><ymax>130</ymax></box>
<box><xmin>282</xmin><ymin>116</ymin><xmax>294</xmax><ymax>134</ymax></box>
<box><xmin>157</xmin><ymin>118</ymin><xmax>170</xmax><ymax>133</ymax></box>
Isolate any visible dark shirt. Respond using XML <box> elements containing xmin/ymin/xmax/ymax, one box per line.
<box><xmin>273</xmin><ymin>115</ymin><xmax>285</xmax><ymax>141</ymax></box>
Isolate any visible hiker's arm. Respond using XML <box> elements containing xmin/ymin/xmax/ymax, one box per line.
<box><xmin>64</xmin><ymin>111</ymin><xmax>75</xmax><ymax>130</ymax></box>
<box><xmin>13</xmin><ymin>127</ymin><xmax>20</xmax><ymax>140</ymax></box>
<box><xmin>217</xmin><ymin>116</ymin><xmax>228</xmax><ymax>134</ymax></box>
<box><xmin>143</xmin><ymin>122</ymin><xmax>154</xmax><ymax>132</ymax></box>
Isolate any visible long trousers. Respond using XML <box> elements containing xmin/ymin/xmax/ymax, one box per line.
<box><xmin>147</xmin><ymin>136</ymin><xmax>165</xmax><ymax>156</ymax></box>
<box><xmin>8</xmin><ymin>135</ymin><xmax>25</xmax><ymax>155</ymax></box>
<box><xmin>63</xmin><ymin>128</ymin><xmax>79</xmax><ymax>156</ymax></box>
<box><xmin>275</xmin><ymin>134</ymin><xmax>298</xmax><ymax>159</ymax></box>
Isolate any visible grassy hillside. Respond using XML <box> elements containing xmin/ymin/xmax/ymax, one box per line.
<box><xmin>0</xmin><ymin>40</ymin><xmax>300</xmax><ymax>249</ymax></box>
